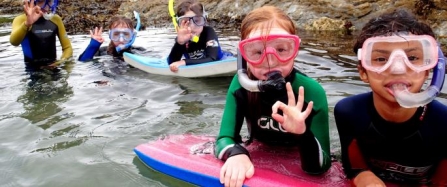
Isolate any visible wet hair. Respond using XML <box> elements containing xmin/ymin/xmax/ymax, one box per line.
<box><xmin>353</xmin><ymin>8</ymin><xmax>435</xmax><ymax>55</ymax></box>
<box><xmin>240</xmin><ymin>6</ymin><xmax>296</xmax><ymax>135</ymax></box>
<box><xmin>107</xmin><ymin>16</ymin><xmax>134</xmax><ymax>55</ymax></box>
<box><xmin>241</xmin><ymin>6</ymin><xmax>296</xmax><ymax>40</ymax></box>
<box><xmin>176</xmin><ymin>0</ymin><xmax>205</xmax><ymax>17</ymax></box>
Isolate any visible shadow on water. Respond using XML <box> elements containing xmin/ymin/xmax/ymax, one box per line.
<box><xmin>18</xmin><ymin>65</ymin><xmax>74</xmax><ymax>126</ymax></box>
<box><xmin>132</xmin><ymin>156</ymin><xmax>197</xmax><ymax>187</ymax></box>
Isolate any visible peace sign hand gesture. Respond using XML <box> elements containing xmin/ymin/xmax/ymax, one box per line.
<box><xmin>23</xmin><ymin>0</ymin><xmax>43</xmax><ymax>27</ymax></box>
<box><xmin>271</xmin><ymin>82</ymin><xmax>314</xmax><ymax>134</ymax></box>
<box><xmin>90</xmin><ymin>27</ymin><xmax>104</xmax><ymax>43</ymax></box>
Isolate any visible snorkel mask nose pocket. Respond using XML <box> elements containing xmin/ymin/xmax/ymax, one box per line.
<box><xmin>389</xmin><ymin>52</ymin><xmax>408</xmax><ymax>74</ymax></box>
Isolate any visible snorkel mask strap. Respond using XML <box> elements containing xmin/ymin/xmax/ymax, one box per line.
<box><xmin>237</xmin><ymin>49</ymin><xmax>286</xmax><ymax>92</ymax></box>
<box><xmin>116</xmin><ymin>11</ymin><xmax>141</xmax><ymax>53</ymax></box>
<box><xmin>393</xmin><ymin>46</ymin><xmax>445</xmax><ymax>108</ymax></box>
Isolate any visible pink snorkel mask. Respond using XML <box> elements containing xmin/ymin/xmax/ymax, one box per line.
<box><xmin>357</xmin><ymin>34</ymin><xmax>445</xmax><ymax>108</ymax></box>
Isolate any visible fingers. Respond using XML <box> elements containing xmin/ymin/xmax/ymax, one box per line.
<box><xmin>246</xmin><ymin>165</ymin><xmax>255</xmax><ymax>178</ymax></box>
<box><xmin>271</xmin><ymin>113</ymin><xmax>284</xmax><ymax>124</ymax></box>
<box><xmin>302</xmin><ymin>101</ymin><xmax>313</xmax><ymax>118</ymax></box>
<box><xmin>285</xmin><ymin>82</ymin><xmax>295</xmax><ymax>106</ymax></box>
<box><xmin>296</xmin><ymin>86</ymin><xmax>304</xmax><ymax>110</ymax></box>
<box><xmin>180</xmin><ymin>19</ymin><xmax>188</xmax><ymax>28</ymax></box>
<box><xmin>98</xmin><ymin>27</ymin><xmax>103</xmax><ymax>34</ymax></box>
<box><xmin>89</xmin><ymin>29</ymin><xmax>94</xmax><ymax>37</ymax></box>
<box><xmin>220</xmin><ymin>164</ymin><xmax>227</xmax><ymax>184</ymax></box>
<box><xmin>224</xmin><ymin>167</ymin><xmax>233</xmax><ymax>187</ymax></box>
<box><xmin>271</xmin><ymin>101</ymin><xmax>287</xmax><ymax>115</ymax></box>
<box><xmin>235</xmin><ymin>168</ymin><xmax>245</xmax><ymax>187</ymax></box>
<box><xmin>169</xmin><ymin>64</ymin><xmax>178</xmax><ymax>72</ymax></box>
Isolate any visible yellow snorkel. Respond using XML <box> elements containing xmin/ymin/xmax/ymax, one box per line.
<box><xmin>168</xmin><ymin>0</ymin><xmax>178</xmax><ymax>31</ymax></box>
<box><xmin>168</xmin><ymin>0</ymin><xmax>199</xmax><ymax>43</ymax></box>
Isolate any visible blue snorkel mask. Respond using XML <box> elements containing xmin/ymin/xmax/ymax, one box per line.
<box><xmin>33</xmin><ymin>0</ymin><xmax>59</xmax><ymax>20</ymax></box>
<box><xmin>393</xmin><ymin>47</ymin><xmax>445</xmax><ymax>108</ymax></box>
<box><xmin>115</xmin><ymin>11</ymin><xmax>141</xmax><ymax>53</ymax></box>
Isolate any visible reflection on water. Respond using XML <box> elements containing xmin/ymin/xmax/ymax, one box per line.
<box><xmin>0</xmin><ymin>24</ymin><xmax>446</xmax><ymax>187</ymax></box>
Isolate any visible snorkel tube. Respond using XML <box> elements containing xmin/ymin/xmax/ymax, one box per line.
<box><xmin>168</xmin><ymin>0</ymin><xmax>199</xmax><ymax>43</ymax></box>
<box><xmin>168</xmin><ymin>0</ymin><xmax>178</xmax><ymax>31</ymax></box>
<box><xmin>237</xmin><ymin>49</ymin><xmax>286</xmax><ymax>92</ymax></box>
<box><xmin>393</xmin><ymin>47</ymin><xmax>446</xmax><ymax>108</ymax></box>
<box><xmin>116</xmin><ymin>11</ymin><xmax>141</xmax><ymax>53</ymax></box>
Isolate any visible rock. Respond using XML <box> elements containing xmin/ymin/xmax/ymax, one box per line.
<box><xmin>0</xmin><ymin>0</ymin><xmax>446</xmax><ymax>38</ymax></box>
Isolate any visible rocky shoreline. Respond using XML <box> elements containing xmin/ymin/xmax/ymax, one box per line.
<box><xmin>1</xmin><ymin>0</ymin><xmax>446</xmax><ymax>39</ymax></box>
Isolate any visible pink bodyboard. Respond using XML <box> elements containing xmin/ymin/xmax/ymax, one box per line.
<box><xmin>134</xmin><ymin>134</ymin><xmax>350</xmax><ymax>186</ymax></box>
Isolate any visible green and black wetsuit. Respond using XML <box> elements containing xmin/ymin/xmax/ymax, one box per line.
<box><xmin>215</xmin><ymin>69</ymin><xmax>331</xmax><ymax>174</ymax></box>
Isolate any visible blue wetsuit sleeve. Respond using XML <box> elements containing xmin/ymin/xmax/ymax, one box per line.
<box><xmin>78</xmin><ymin>39</ymin><xmax>102</xmax><ymax>62</ymax></box>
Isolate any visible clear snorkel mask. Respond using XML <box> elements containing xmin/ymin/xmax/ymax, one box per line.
<box><xmin>33</xmin><ymin>0</ymin><xmax>58</xmax><ymax>20</ymax></box>
<box><xmin>357</xmin><ymin>34</ymin><xmax>445</xmax><ymax>108</ymax></box>
<box><xmin>112</xmin><ymin>11</ymin><xmax>141</xmax><ymax>53</ymax></box>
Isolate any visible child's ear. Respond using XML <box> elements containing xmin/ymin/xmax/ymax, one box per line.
<box><xmin>358</xmin><ymin>64</ymin><xmax>369</xmax><ymax>83</ymax></box>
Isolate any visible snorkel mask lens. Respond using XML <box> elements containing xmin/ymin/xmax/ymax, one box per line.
<box><xmin>177</xmin><ymin>16</ymin><xmax>206</xmax><ymax>27</ymax></box>
<box><xmin>33</xmin><ymin>0</ymin><xmax>58</xmax><ymax>20</ymax></box>
<box><xmin>358</xmin><ymin>34</ymin><xmax>438</xmax><ymax>73</ymax></box>
<box><xmin>109</xmin><ymin>29</ymin><xmax>134</xmax><ymax>42</ymax></box>
<box><xmin>239</xmin><ymin>34</ymin><xmax>300</xmax><ymax>65</ymax></box>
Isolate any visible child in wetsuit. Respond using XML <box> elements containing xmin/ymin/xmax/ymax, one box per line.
<box><xmin>334</xmin><ymin>8</ymin><xmax>447</xmax><ymax>186</ymax></box>
<box><xmin>78</xmin><ymin>16</ymin><xmax>145</xmax><ymax>62</ymax></box>
<box><xmin>167</xmin><ymin>0</ymin><xmax>228</xmax><ymax>72</ymax></box>
<box><xmin>10</xmin><ymin>0</ymin><xmax>73</xmax><ymax>69</ymax></box>
<box><xmin>214</xmin><ymin>6</ymin><xmax>331</xmax><ymax>187</ymax></box>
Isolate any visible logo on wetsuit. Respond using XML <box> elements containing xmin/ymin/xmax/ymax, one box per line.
<box><xmin>258</xmin><ymin>116</ymin><xmax>287</xmax><ymax>132</ymax></box>
<box><xmin>188</xmin><ymin>49</ymin><xmax>205</xmax><ymax>59</ymax></box>
<box><xmin>369</xmin><ymin>159</ymin><xmax>432</xmax><ymax>183</ymax></box>
<box><xmin>35</xmin><ymin>29</ymin><xmax>53</xmax><ymax>34</ymax></box>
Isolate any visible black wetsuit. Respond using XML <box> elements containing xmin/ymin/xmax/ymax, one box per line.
<box><xmin>335</xmin><ymin>92</ymin><xmax>447</xmax><ymax>184</ymax></box>
<box><xmin>167</xmin><ymin>26</ymin><xmax>226</xmax><ymax>65</ymax></box>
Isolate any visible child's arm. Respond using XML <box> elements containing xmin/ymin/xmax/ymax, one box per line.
<box><xmin>289</xmin><ymin>77</ymin><xmax>331</xmax><ymax>174</ymax></box>
<box><xmin>78</xmin><ymin>39</ymin><xmax>102</xmax><ymax>62</ymax></box>
<box><xmin>215</xmin><ymin>76</ymin><xmax>249</xmax><ymax>160</ymax></box>
<box><xmin>10</xmin><ymin>14</ymin><xmax>29</xmax><ymax>46</ymax></box>
<box><xmin>167</xmin><ymin>39</ymin><xmax>186</xmax><ymax>64</ymax></box>
<box><xmin>53</xmin><ymin>15</ymin><xmax>73</xmax><ymax>60</ymax></box>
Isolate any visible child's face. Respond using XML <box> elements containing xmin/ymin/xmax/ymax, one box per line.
<box><xmin>358</xmin><ymin>35</ymin><xmax>436</xmax><ymax>103</ymax></box>
<box><xmin>178</xmin><ymin>11</ymin><xmax>204</xmax><ymax>37</ymax></box>
<box><xmin>110</xmin><ymin>24</ymin><xmax>133</xmax><ymax>47</ymax></box>
<box><xmin>242</xmin><ymin>27</ymin><xmax>297</xmax><ymax>80</ymax></box>
<box><xmin>35</xmin><ymin>0</ymin><xmax>54</xmax><ymax>13</ymax></box>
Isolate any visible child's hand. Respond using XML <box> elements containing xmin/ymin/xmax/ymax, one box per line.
<box><xmin>169</xmin><ymin>60</ymin><xmax>186</xmax><ymax>72</ymax></box>
<box><xmin>271</xmin><ymin>82</ymin><xmax>313</xmax><ymax>134</ymax></box>
<box><xmin>23</xmin><ymin>0</ymin><xmax>43</xmax><ymax>27</ymax></box>
<box><xmin>220</xmin><ymin>154</ymin><xmax>254</xmax><ymax>187</ymax></box>
<box><xmin>353</xmin><ymin>171</ymin><xmax>386</xmax><ymax>187</ymax></box>
<box><xmin>90</xmin><ymin>27</ymin><xmax>104</xmax><ymax>43</ymax></box>
<box><xmin>176</xmin><ymin>20</ymin><xmax>192</xmax><ymax>45</ymax></box>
